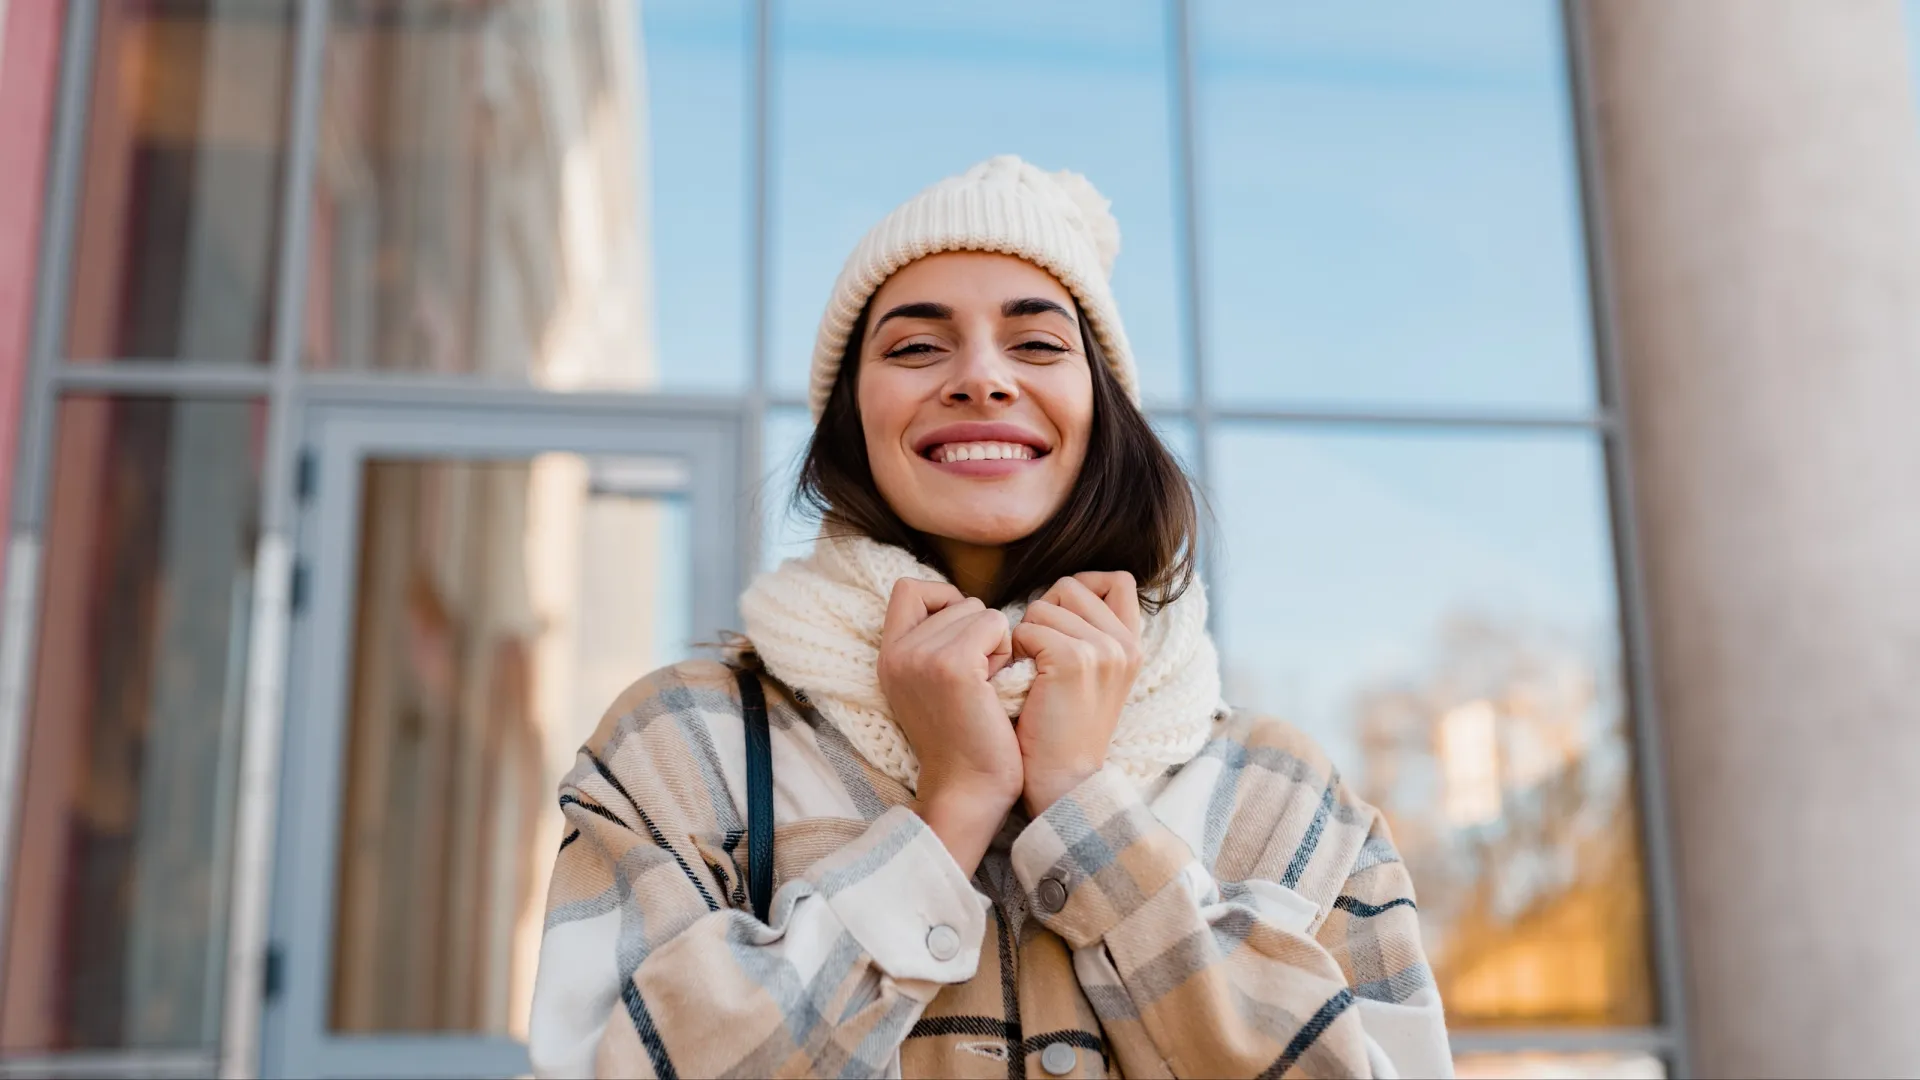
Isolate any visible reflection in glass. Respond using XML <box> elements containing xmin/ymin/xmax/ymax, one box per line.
<box><xmin>773</xmin><ymin>0</ymin><xmax>1186</xmax><ymax>403</ymax></box>
<box><xmin>1211</xmin><ymin>425</ymin><xmax>1651</xmax><ymax>1026</ymax></box>
<box><xmin>2</xmin><ymin>397</ymin><xmax>262</xmax><ymax>1052</ymax></box>
<box><xmin>65</xmin><ymin>0</ymin><xmax>294</xmax><ymax>364</ymax></box>
<box><xmin>329</xmin><ymin>456</ymin><xmax>690</xmax><ymax>1036</ymax></box>
<box><xmin>1455</xmin><ymin>1051</ymin><xmax>1665</xmax><ymax>1079</ymax></box>
<box><xmin>307</xmin><ymin>1</ymin><xmax>656</xmax><ymax>388</ymax></box>
<box><xmin>1193</xmin><ymin>1</ymin><xmax>1595</xmax><ymax>410</ymax></box>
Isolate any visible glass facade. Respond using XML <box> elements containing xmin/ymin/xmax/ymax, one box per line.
<box><xmin>1193</xmin><ymin>1</ymin><xmax>1596</xmax><ymax>411</ymax></box>
<box><xmin>64</xmin><ymin>1</ymin><xmax>295</xmax><ymax>365</ymax></box>
<box><xmin>4</xmin><ymin>395</ymin><xmax>263</xmax><ymax>1052</ymax></box>
<box><xmin>1212</xmin><ymin>425</ymin><xmax>1650</xmax><ymax>1026</ymax></box>
<box><xmin>0</xmin><ymin>0</ymin><xmax>1680</xmax><ymax>1074</ymax></box>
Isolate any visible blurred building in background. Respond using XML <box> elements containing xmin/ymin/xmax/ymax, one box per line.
<box><xmin>0</xmin><ymin>1</ymin><xmax>1915</xmax><ymax>1077</ymax></box>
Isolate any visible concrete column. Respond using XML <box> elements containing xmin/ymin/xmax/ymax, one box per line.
<box><xmin>1578</xmin><ymin>2</ymin><xmax>1920</xmax><ymax>1075</ymax></box>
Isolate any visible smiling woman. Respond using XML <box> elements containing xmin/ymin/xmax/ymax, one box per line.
<box><xmin>528</xmin><ymin>156</ymin><xmax>1453</xmax><ymax>1079</ymax></box>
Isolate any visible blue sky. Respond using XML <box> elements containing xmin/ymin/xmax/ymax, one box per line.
<box><xmin>636</xmin><ymin>0</ymin><xmax>1619</xmax><ymax>778</ymax></box>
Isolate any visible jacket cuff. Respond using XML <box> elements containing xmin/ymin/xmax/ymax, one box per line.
<box><xmin>812</xmin><ymin>805</ymin><xmax>989</xmax><ymax>985</ymax></box>
<box><xmin>1010</xmin><ymin>766</ymin><xmax>1197</xmax><ymax>950</ymax></box>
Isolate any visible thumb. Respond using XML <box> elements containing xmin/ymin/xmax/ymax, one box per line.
<box><xmin>986</xmin><ymin>622</ymin><xmax>1014</xmax><ymax>679</ymax></box>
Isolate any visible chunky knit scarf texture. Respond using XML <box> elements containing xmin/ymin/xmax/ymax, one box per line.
<box><xmin>740</xmin><ymin>534</ymin><xmax>1225</xmax><ymax>792</ymax></box>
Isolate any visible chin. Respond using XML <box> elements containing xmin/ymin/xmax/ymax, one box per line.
<box><xmin>920</xmin><ymin>507</ymin><xmax>1049</xmax><ymax>548</ymax></box>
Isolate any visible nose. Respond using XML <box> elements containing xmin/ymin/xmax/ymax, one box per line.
<box><xmin>941</xmin><ymin>339</ymin><xmax>1018</xmax><ymax>407</ymax></box>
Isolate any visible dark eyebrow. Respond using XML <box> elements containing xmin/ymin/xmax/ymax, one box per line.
<box><xmin>872</xmin><ymin>301</ymin><xmax>953</xmax><ymax>332</ymax></box>
<box><xmin>1003</xmin><ymin>297</ymin><xmax>1073</xmax><ymax>320</ymax></box>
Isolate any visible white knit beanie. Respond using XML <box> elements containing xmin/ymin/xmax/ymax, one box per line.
<box><xmin>808</xmin><ymin>154</ymin><xmax>1139</xmax><ymax>420</ymax></box>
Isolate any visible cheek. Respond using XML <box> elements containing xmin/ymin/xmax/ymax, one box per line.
<box><xmin>1037</xmin><ymin>373</ymin><xmax>1096</xmax><ymax>467</ymax></box>
<box><xmin>856</xmin><ymin>369</ymin><xmax>917</xmax><ymax>471</ymax></box>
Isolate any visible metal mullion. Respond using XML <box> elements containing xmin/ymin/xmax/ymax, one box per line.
<box><xmin>744</xmin><ymin>0</ymin><xmax>773</xmax><ymax>577</ymax></box>
<box><xmin>0</xmin><ymin>0</ymin><xmax>98</xmax><ymax>1018</ymax></box>
<box><xmin>6</xmin><ymin>0</ymin><xmax>94</xmax><ymax>533</ymax></box>
<box><xmin>0</xmin><ymin>1050</ymin><xmax>219</xmax><ymax>1079</ymax></box>
<box><xmin>1169</xmin><ymin>0</ymin><xmax>1217</xmax><ymax>618</ymax></box>
<box><xmin>1562</xmin><ymin>3</ymin><xmax>1692</xmax><ymax>1075</ymax></box>
<box><xmin>220</xmin><ymin>0</ymin><xmax>329</xmax><ymax>1074</ymax></box>
<box><xmin>49</xmin><ymin>361</ymin><xmax>275</xmax><ymax>396</ymax></box>
<box><xmin>1209</xmin><ymin>403</ymin><xmax>1614</xmax><ymax>432</ymax></box>
<box><xmin>296</xmin><ymin>372</ymin><xmax>750</xmax><ymax>419</ymax></box>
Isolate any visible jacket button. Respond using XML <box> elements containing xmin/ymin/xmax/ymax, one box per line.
<box><xmin>926</xmin><ymin>924</ymin><xmax>960</xmax><ymax>962</ymax></box>
<box><xmin>1035</xmin><ymin>876</ymin><xmax>1069</xmax><ymax>914</ymax></box>
<box><xmin>1040</xmin><ymin>1041</ymin><xmax>1077</xmax><ymax>1075</ymax></box>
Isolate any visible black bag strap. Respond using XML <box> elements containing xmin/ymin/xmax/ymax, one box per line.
<box><xmin>735</xmin><ymin>666</ymin><xmax>775</xmax><ymax>924</ymax></box>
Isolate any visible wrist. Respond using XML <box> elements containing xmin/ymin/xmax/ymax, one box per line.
<box><xmin>911</xmin><ymin>784</ymin><xmax>1016</xmax><ymax>877</ymax></box>
<box><xmin>1021</xmin><ymin>764</ymin><xmax>1099</xmax><ymax>818</ymax></box>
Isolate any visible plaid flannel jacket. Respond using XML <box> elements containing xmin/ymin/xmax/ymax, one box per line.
<box><xmin>529</xmin><ymin>661</ymin><xmax>1451</xmax><ymax>1079</ymax></box>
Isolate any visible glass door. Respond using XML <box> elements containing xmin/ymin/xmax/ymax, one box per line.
<box><xmin>261</xmin><ymin>400</ymin><xmax>742</xmax><ymax>1078</ymax></box>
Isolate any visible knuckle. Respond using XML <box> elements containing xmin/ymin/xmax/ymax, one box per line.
<box><xmin>929</xmin><ymin>647</ymin><xmax>969</xmax><ymax>675</ymax></box>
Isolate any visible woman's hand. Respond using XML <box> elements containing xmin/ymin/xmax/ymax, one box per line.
<box><xmin>1012</xmin><ymin>571</ymin><xmax>1144</xmax><ymax>816</ymax></box>
<box><xmin>877</xmin><ymin>578</ymin><xmax>1023</xmax><ymax>875</ymax></box>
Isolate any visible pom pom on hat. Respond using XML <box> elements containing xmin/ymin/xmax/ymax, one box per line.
<box><xmin>807</xmin><ymin>155</ymin><xmax>1139</xmax><ymax>420</ymax></box>
<box><xmin>1044</xmin><ymin>166</ymin><xmax>1121</xmax><ymax>277</ymax></box>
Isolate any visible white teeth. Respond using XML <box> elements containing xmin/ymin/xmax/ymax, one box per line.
<box><xmin>933</xmin><ymin>441</ymin><xmax>1036</xmax><ymax>464</ymax></box>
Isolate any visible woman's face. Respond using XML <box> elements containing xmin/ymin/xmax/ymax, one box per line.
<box><xmin>858</xmin><ymin>251</ymin><xmax>1094</xmax><ymax>549</ymax></box>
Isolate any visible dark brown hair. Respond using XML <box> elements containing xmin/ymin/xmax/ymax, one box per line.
<box><xmin>794</xmin><ymin>302</ymin><xmax>1198</xmax><ymax>611</ymax></box>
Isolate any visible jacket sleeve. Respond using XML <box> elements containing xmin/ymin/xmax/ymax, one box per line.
<box><xmin>1009</xmin><ymin>766</ymin><xmax>1452</xmax><ymax>1079</ymax></box>
<box><xmin>529</xmin><ymin>713</ymin><xmax>989</xmax><ymax>1078</ymax></box>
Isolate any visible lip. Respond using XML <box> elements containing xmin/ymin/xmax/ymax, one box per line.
<box><xmin>911</xmin><ymin>421</ymin><xmax>1052</xmax><ymax>458</ymax></box>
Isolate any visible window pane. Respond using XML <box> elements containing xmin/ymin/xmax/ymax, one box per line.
<box><xmin>1908</xmin><ymin>1</ymin><xmax>1920</xmax><ymax>118</ymax></box>
<box><xmin>1148</xmin><ymin>413</ymin><xmax>1199</xmax><ymax>477</ymax></box>
<box><xmin>2</xmin><ymin>396</ymin><xmax>263</xmax><ymax>1052</ymax></box>
<box><xmin>329</xmin><ymin>456</ymin><xmax>692</xmax><ymax>1036</ymax></box>
<box><xmin>1194</xmin><ymin>1</ymin><xmax>1595</xmax><ymax>410</ymax></box>
<box><xmin>309</xmin><ymin>1</ymin><xmax>673</xmax><ymax>389</ymax></box>
<box><xmin>772</xmin><ymin>0</ymin><xmax>1186</xmax><ymax>404</ymax></box>
<box><xmin>761</xmin><ymin>407</ymin><xmax>817</xmax><ymax>570</ymax></box>
<box><xmin>642</xmin><ymin>0</ymin><xmax>752</xmax><ymax>391</ymax></box>
<box><xmin>1211</xmin><ymin>424</ymin><xmax>1652</xmax><ymax>1027</ymax></box>
<box><xmin>65</xmin><ymin>0</ymin><xmax>294</xmax><ymax>364</ymax></box>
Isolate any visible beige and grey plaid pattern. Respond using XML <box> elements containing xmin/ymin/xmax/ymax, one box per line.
<box><xmin>529</xmin><ymin>661</ymin><xmax>1450</xmax><ymax>1079</ymax></box>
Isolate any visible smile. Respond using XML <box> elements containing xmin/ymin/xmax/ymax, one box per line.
<box><xmin>928</xmin><ymin>441</ymin><xmax>1039</xmax><ymax>464</ymax></box>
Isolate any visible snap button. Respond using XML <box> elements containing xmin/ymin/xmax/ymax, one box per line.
<box><xmin>1035</xmin><ymin>876</ymin><xmax>1069</xmax><ymax>914</ymax></box>
<box><xmin>926</xmin><ymin>923</ymin><xmax>961</xmax><ymax>962</ymax></box>
<box><xmin>1040</xmin><ymin>1041</ymin><xmax>1077</xmax><ymax>1075</ymax></box>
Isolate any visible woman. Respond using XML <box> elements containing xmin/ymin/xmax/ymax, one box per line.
<box><xmin>530</xmin><ymin>156</ymin><xmax>1451</xmax><ymax>1079</ymax></box>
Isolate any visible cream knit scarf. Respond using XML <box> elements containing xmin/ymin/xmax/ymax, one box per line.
<box><xmin>739</xmin><ymin>533</ymin><xmax>1225</xmax><ymax>792</ymax></box>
